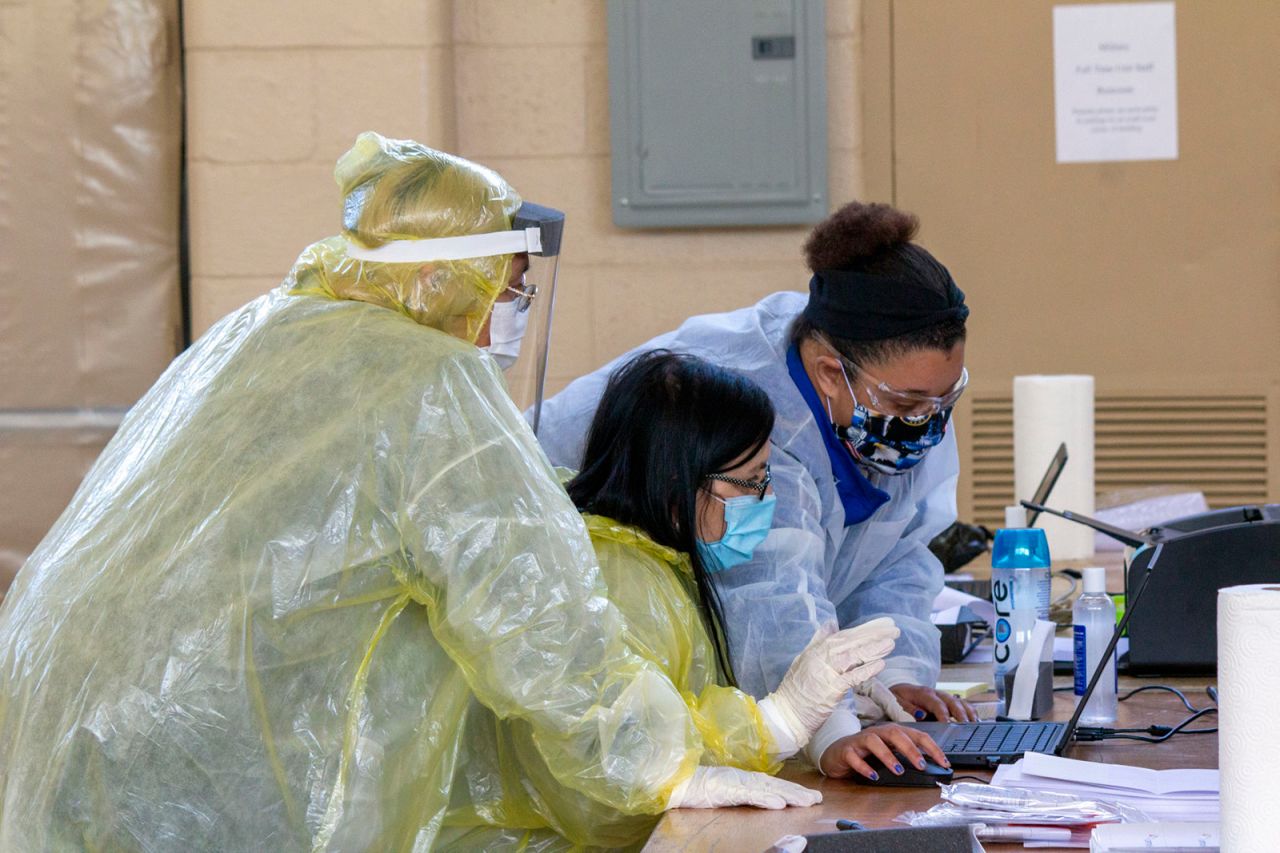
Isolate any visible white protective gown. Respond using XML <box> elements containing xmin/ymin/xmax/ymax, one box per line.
<box><xmin>535</xmin><ymin>291</ymin><xmax>957</xmax><ymax>759</ymax></box>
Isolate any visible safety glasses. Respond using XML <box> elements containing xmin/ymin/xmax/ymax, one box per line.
<box><xmin>503</xmin><ymin>279</ymin><xmax>539</xmax><ymax>313</ymax></box>
<box><xmin>857</xmin><ymin>366</ymin><xmax>968</xmax><ymax>420</ymax></box>
<box><xmin>704</xmin><ymin>463</ymin><xmax>773</xmax><ymax>501</ymax></box>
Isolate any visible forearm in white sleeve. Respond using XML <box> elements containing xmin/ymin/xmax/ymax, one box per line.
<box><xmin>850</xmin><ymin>462</ymin><xmax>957</xmax><ymax>688</ymax></box>
<box><xmin>803</xmin><ymin>695</ymin><xmax>862</xmax><ymax>772</ymax></box>
<box><xmin>755</xmin><ymin>696</ymin><xmax>802</xmax><ymax>761</ymax></box>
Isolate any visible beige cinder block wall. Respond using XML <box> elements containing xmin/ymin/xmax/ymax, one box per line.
<box><xmin>185</xmin><ymin>0</ymin><xmax>458</xmax><ymax>335</ymax></box>
<box><xmin>186</xmin><ymin>1</ymin><xmax>866</xmax><ymax>393</ymax></box>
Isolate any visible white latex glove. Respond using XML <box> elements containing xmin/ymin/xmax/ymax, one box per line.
<box><xmin>667</xmin><ymin>766</ymin><xmax>823</xmax><ymax>810</ymax></box>
<box><xmin>853</xmin><ymin>677</ymin><xmax>917</xmax><ymax>725</ymax></box>
<box><xmin>763</xmin><ymin>617</ymin><xmax>899</xmax><ymax>751</ymax></box>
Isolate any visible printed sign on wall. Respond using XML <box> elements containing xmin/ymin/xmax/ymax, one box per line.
<box><xmin>1053</xmin><ymin>2</ymin><xmax>1178</xmax><ymax>163</ymax></box>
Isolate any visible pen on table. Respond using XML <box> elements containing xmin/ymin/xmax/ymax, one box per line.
<box><xmin>976</xmin><ymin>825</ymin><xmax>1073</xmax><ymax>843</ymax></box>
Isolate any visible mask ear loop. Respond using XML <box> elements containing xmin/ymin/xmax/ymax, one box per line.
<box><xmin>827</xmin><ymin>352</ymin><xmax>875</xmax><ymax>460</ymax></box>
<box><xmin>817</xmin><ymin>335</ymin><xmax>863</xmax><ymax>426</ymax></box>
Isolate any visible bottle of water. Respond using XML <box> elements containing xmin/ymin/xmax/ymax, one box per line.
<box><xmin>990</xmin><ymin>505</ymin><xmax>1051</xmax><ymax>715</ymax></box>
<box><xmin>1073</xmin><ymin>566</ymin><xmax>1118</xmax><ymax>725</ymax></box>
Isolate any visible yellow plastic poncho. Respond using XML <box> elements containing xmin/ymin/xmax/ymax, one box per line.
<box><xmin>0</xmin><ymin>135</ymin><xmax>773</xmax><ymax>852</ymax></box>
<box><xmin>438</xmin><ymin>515</ymin><xmax>778</xmax><ymax>850</ymax></box>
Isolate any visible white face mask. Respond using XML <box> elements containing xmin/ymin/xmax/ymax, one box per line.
<box><xmin>482</xmin><ymin>298</ymin><xmax>528</xmax><ymax>371</ymax></box>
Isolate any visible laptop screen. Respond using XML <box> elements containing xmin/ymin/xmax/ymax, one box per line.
<box><xmin>1025</xmin><ymin>442</ymin><xmax>1068</xmax><ymax>526</ymax></box>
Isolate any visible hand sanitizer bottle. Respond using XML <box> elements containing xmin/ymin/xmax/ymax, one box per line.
<box><xmin>1073</xmin><ymin>566</ymin><xmax>1118</xmax><ymax>725</ymax></box>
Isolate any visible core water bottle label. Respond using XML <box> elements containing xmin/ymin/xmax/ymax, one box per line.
<box><xmin>992</xmin><ymin>576</ymin><xmax>1013</xmax><ymax>668</ymax></box>
<box><xmin>1073</xmin><ymin>625</ymin><xmax>1087</xmax><ymax>695</ymax></box>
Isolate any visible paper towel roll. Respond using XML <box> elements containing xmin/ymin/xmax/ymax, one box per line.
<box><xmin>1013</xmin><ymin>375</ymin><xmax>1094</xmax><ymax>559</ymax></box>
<box><xmin>1218</xmin><ymin>584</ymin><xmax>1280</xmax><ymax>852</ymax></box>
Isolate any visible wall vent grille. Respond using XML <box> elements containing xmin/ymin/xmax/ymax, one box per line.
<box><xmin>967</xmin><ymin>394</ymin><xmax>1271</xmax><ymax>530</ymax></box>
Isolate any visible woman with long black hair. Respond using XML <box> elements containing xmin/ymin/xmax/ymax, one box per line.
<box><xmin>566</xmin><ymin>351</ymin><xmax>904</xmax><ymax>801</ymax></box>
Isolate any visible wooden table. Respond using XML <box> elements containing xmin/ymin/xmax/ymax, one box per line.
<box><xmin>645</xmin><ymin>558</ymin><xmax>1218</xmax><ymax>852</ymax></box>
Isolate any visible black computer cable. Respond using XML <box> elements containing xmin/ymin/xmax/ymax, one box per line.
<box><xmin>1071</xmin><ymin>683</ymin><xmax>1218</xmax><ymax>742</ymax></box>
<box><xmin>1095</xmin><ymin>706</ymin><xmax>1218</xmax><ymax>743</ymax></box>
<box><xmin>1117</xmin><ymin>684</ymin><xmax>1200</xmax><ymax>713</ymax></box>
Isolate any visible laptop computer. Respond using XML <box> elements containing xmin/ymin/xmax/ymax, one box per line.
<box><xmin>911</xmin><ymin>583</ymin><xmax>1133</xmax><ymax>766</ymax></box>
<box><xmin>905</xmin><ymin>442</ymin><xmax>1096</xmax><ymax>767</ymax></box>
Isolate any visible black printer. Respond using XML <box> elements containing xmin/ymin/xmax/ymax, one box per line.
<box><xmin>1124</xmin><ymin>504</ymin><xmax>1280</xmax><ymax>674</ymax></box>
<box><xmin>1023</xmin><ymin>500</ymin><xmax>1280</xmax><ymax>675</ymax></box>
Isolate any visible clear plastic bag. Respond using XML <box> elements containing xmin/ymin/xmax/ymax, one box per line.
<box><xmin>896</xmin><ymin>782</ymin><xmax>1151</xmax><ymax>828</ymax></box>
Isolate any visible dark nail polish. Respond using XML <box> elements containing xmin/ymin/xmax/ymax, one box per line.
<box><xmin>917</xmin><ymin>759</ymin><xmax>927</xmax><ymax>770</ymax></box>
<box><xmin>893</xmin><ymin>763</ymin><xmax>903</xmax><ymax>774</ymax></box>
<box><xmin>869</xmin><ymin>771</ymin><xmax>879</xmax><ymax>781</ymax></box>
<box><xmin>914</xmin><ymin>710</ymin><xmax>926</xmax><ymax>720</ymax></box>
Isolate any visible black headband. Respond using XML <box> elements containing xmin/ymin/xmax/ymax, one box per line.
<box><xmin>802</xmin><ymin>268</ymin><xmax>969</xmax><ymax>342</ymax></box>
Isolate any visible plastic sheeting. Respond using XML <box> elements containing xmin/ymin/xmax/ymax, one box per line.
<box><xmin>0</xmin><ymin>0</ymin><xmax>183</xmax><ymax>585</ymax></box>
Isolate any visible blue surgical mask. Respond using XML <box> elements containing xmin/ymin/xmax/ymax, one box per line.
<box><xmin>697</xmin><ymin>493</ymin><xmax>777</xmax><ymax>572</ymax></box>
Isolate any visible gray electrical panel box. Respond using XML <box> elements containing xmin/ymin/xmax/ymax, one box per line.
<box><xmin>607</xmin><ymin>0</ymin><xmax>827</xmax><ymax>228</ymax></box>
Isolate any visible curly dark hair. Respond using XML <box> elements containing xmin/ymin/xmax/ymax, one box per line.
<box><xmin>803</xmin><ymin>201</ymin><xmax>919</xmax><ymax>272</ymax></box>
<box><xmin>794</xmin><ymin>200</ymin><xmax>966</xmax><ymax>369</ymax></box>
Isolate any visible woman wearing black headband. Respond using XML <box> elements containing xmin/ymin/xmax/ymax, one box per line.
<box><xmin>537</xmin><ymin>201</ymin><xmax>976</xmax><ymax>783</ymax></box>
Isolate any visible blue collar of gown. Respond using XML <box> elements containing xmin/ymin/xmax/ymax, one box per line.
<box><xmin>786</xmin><ymin>344</ymin><xmax>890</xmax><ymax>526</ymax></box>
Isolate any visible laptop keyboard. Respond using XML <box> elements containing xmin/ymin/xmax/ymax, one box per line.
<box><xmin>940</xmin><ymin>722</ymin><xmax>1061</xmax><ymax>757</ymax></box>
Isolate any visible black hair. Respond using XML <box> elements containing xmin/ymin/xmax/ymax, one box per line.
<box><xmin>793</xmin><ymin>200</ymin><xmax>967</xmax><ymax>369</ymax></box>
<box><xmin>566</xmin><ymin>350</ymin><xmax>775</xmax><ymax>687</ymax></box>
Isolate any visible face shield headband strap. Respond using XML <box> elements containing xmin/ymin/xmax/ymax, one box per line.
<box><xmin>343</xmin><ymin>227</ymin><xmax>544</xmax><ymax>264</ymax></box>
<box><xmin>802</xmin><ymin>268</ymin><xmax>969</xmax><ymax>341</ymax></box>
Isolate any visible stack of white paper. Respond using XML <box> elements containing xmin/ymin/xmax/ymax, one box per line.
<box><xmin>992</xmin><ymin>753</ymin><xmax>1220</xmax><ymax>823</ymax></box>
<box><xmin>931</xmin><ymin>585</ymin><xmax>995</xmax><ymax>626</ymax></box>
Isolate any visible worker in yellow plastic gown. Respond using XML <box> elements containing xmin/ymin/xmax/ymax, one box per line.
<box><xmin>438</xmin><ymin>351</ymin><xmax>922</xmax><ymax>850</ymax></box>
<box><xmin>0</xmin><ymin>133</ymin><xmax>898</xmax><ymax>852</ymax></box>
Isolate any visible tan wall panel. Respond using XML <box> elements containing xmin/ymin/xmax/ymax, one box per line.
<box><xmin>0</xmin><ymin>430</ymin><xmax>113</xmax><ymax>592</ymax></box>
<box><xmin>874</xmin><ymin>0</ymin><xmax>1280</xmax><ymax>516</ymax></box>
<box><xmin>2</xmin><ymin>0</ymin><xmax>183</xmax><ymax>579</ymax></box>
<box><xmin>1</xmin><ymin>0</ymin><xmax>183</xmax><ymax>409</ymax></box>
<box><xmin>888</xmin><ymin>0</ymin><xmax>1280</xmax><ymax>387</ymax></box>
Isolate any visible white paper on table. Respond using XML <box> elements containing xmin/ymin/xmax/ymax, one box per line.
<box><xmin>1090</xmin><ymin>821</ymin><xmax>1219</xmax><ymax>851</ymax></box>
<box><xmin>1021</xmin><ymin>752</ymin><xmax>1219</xmax><ymax>795</ymax></box>
<box><xmin>931</xmin><ymin>605</ymin><xmax>963</xmax><ymax>625</ymax></box>
<box><xmin>993</xmin><ymin>761</ymin><xmax>1218</xmax><ymax>804</ymax></box>
<box><xmin>932</xmin><ymin>584</ymin><xmax>995</xmax><ymax>626</ymax></box>
<box><xmin>1008</xmin><ymin>619</ymin><xmax>1056</xmax><ymax>720</ymax></box>
<box><xmin>992</xmin><ymin>762</ymin><xmax>1220</xmax><ymax>823</ymax></box>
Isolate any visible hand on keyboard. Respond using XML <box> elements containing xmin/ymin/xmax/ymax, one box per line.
<box><xmin>889</xmin><ymin>683</ymin><xmax>979</xmax><ymax>722</ymax></box>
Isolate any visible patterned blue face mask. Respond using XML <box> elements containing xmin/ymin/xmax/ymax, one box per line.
<box><xmin>837</xmin><ymin>404</ymin><xmax>950</xmax><ymax>476</ymax></box>
<box><xmin>697</xmin><ymin>494</ymin><xmax>777</xmax><ymax>572</ymax></box>
<box><xmin>831</xmin><ymin>363</ymin><xmax>951</xmax><ymax>476</ymax></box>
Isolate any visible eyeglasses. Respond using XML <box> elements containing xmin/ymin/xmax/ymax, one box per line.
<box><xmin>704</xmin><ymin>463</ymin><xmax>772</xmax><ymax>501</ymax></box>
<box><xmin>856</xmin><ymin>366</ymin><xmax>968</xmax><ymax>420</ymax></box>
<box><xmin>503</xmin><ymin>279</ymin><xmax>539</xmax><ymax>313</ymax></box>
<box><xmin>819</xmin><ymin>334</ymin><xmax>968</xmax><ymax>419</ymax></box>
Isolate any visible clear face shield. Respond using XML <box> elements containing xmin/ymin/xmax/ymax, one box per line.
<box><xmin>342</xmin><ymin>201</ymin><xmax>564</xmax><ymax>428</ymax></box>
<box><xmin>501</xmin><ymin>203</ymin><xmax>563</xmax><ymax>433</ymax></box>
